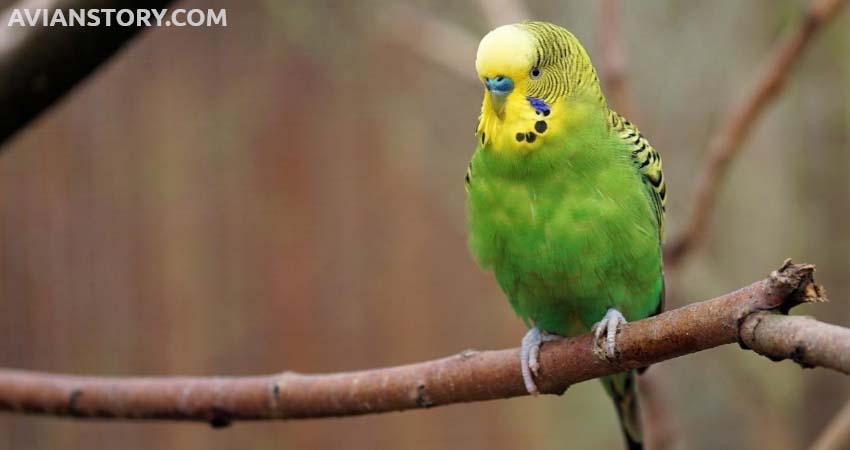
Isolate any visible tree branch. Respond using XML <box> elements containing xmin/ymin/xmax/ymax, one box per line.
<box><xmin>0</xmin><ymin>261</ymin><xmax>839</xmax><ymax>426</ymax></box>
<box><xmin>638</xmin><ymin>371</ymin><xmax>677</xmax><ymax>450</ymax></box>
<box><xmin>664</xmin><ymin>0</ymin><xmax>849</xmax><ymax>266</ymax></box>
<box><xmin>742</xmin><ymin>313</ymin><xmax>849</xmax><ymax>373</ymax></box>
<box><xmin>380</xmin><ymin>5</ymin><xmax>479</xmax><ymax>84</ymax></box>
<box><xmin>0</xmin><ymin>0</ymin><xmax>175</xmax><ymax>148</ymax></box>
<box><xmin>476</xmin><ymin>0</ymin><xmax>531</xmax><ymax>28</ymax></box>
<box><xmin>380</xmin><ymin>0</ymin><xmax>531</xmax><ymax>86</ymax></box>
<box><xmin>598</xmin><ymin>0</ymin><xmax>635</xmax><ymax>119</ymax></box>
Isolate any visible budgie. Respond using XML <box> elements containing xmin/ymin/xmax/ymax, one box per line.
<box><xmin>465</xmin><ymin>22</ymin><xmax>666</xmax><ymax>450</ymax></box>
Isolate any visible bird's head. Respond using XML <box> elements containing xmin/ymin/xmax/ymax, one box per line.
<box><xmin>475</xmin><ymin>22</ymin><xmax>604</xmax><ymax>152</ymax></box>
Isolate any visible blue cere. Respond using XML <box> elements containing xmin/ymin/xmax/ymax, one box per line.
<box><xmin>484</xmin><ymin>76</ymin><xmax>514</xmax><ymax>95</ymax></box>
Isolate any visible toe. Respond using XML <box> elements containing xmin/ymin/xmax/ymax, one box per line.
<box><xmin>529</xmin><ymin>344</ymin><xmax>541</xmax><ymax>377</ymax></box>
<box><xmin>606</xmin><ymin>318</ymin><xmax>618</xmax><ymax>358</ymax></box>
<box><xmin>592</xmin><ymin>308</ymin><xmax>628</xmax><ymax>361</ymax></box>
<box><xmin>522</xmin><ymin>364</ymin><xmax>538</xmax><ymax>394</ymax></box>
<box><xmin>521</xmin><ymin>327</ymin><xmax>543</xmax><ymax>395</ymax></box>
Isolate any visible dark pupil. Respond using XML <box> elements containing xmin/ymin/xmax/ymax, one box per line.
<box><xmin>532</xmin><ymin>68</ymin><xmax>540</xmax><ymax>77</ymax></box>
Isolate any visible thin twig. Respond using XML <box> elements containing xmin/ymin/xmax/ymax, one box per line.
<box><xmin>638</xmin><ymin>371</ymin><xmax>676</xmax><ymax>450</ymax></box>
<box><xmin>808</xmin><ymin>396</ymin><xmax>850</xmax><ymax>450</ymax></box>
<box><xmin>0</xmin><ymin>261</ymin><xmax>837</xmax><ymax>426</ymax></box>
<box><xmin>665</xmin><ymin>0</ymin><xmax>849</xmax><ymax>266</ymax></box>
<box><xmin>380</xmin><ymin>5</ymin><xmax>479</xmax><ymax>84</ymax></box>
<box><xmin>476</xmin><ymin>0</ymin><xmax>531</xmax><ymax>28</ymax></box>
<box><xmin>598</xmin><ymin>0</ymin><xmax>635</xmax><ymax>119</ymax></box>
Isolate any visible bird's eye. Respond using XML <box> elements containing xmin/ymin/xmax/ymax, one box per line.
<box><xmin>530</xmin><ymin>67</ymin><xmax>541</xmax><ymax>79</ymax></box>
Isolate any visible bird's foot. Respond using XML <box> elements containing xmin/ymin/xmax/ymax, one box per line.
<box><xmin>520</xmin><ymin>326</ymin><xmax>559</xmax><ymax>395</ymax></box>
<box><xmin>591</xmin><ymin>308</ymin><xmax>627</xmax><ymax>361</ymax></box>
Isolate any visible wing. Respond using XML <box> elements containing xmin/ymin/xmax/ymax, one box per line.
<box><xmin>609</xmin><ymin>111</ymin><xmax>666</xmax><ymax>242</ymax></box>
<box><xmin>609</xmin><ymin>111</ymin><xmax>667</xmax><ymax>317</ymax></box>
<box><xmin>464</xmin><ymin>159</ymin><xmax>473</xmax><ymax>192</ymax></box>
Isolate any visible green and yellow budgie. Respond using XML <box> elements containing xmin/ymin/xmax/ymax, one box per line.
<box><xmin>465</xmin><ymin>22</ymin><xmax>666</xmax><ymax>450</ymax></box>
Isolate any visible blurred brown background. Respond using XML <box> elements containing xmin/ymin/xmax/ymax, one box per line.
<box><xmin>1</xmin><ymin>0</ymin><xmax>849</xmax><ymax>449</ymax></box>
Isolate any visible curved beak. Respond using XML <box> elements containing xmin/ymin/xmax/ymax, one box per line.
<box><xmin>484</xmin><ymin>75</ymin><xmax>513</xmax><ymax>116</ymax></box>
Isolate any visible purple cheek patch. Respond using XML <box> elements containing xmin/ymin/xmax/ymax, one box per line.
<box><xmin>527</xmin><ymin>97</ymin><xmax>551</xmax><ymax>116</ymax></box>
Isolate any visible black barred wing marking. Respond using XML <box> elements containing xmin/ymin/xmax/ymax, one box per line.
<box><xmin>610</xmin><ymin>111</ymin><xmax>666</xmax><ymax>241</ymax></box>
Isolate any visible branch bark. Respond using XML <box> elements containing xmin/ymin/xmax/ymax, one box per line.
<box><xmin>0</xmin><ymin>0</ymin><xmax>175</xmax><ymax>148</ymax></box>
<box><xmin>742</xmin><ymin>314</ymin><xmax>850</xmax><ymax>373</ymax></box>
<box><xmin>664</xmin><ymin>0</ymin><xmax>849</xmax><ymax>266</ymax></box>
<box><xmin>0</xmin><ymin>261</ymin><xmax>840</xmax><ymax>426</ymax></box>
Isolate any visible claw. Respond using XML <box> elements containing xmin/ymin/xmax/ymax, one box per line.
<box><xmin>520</xmin><ymin>326</ymin><xmax>560</xmax><ymax>395</ymax></box>
<box><xmin>592</xmin><ymin>308</ymin><xmax>627</xmax><ymax>360</ymax></box>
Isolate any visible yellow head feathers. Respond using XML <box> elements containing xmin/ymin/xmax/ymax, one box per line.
<box><xmin>475</xmin><ymin>24</ymin><xmax>537</xmax><ymax>87</ymax></box>
<box><xmin>474</xmin><ymin>21</ymin><xmax>605</xmax><ymax>152</ymax></box>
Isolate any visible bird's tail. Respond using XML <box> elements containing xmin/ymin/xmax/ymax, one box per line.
<box><xmin>601</xmin><ymin>370</ymin><xmax>643</xmax><ymax>450</ymax></box>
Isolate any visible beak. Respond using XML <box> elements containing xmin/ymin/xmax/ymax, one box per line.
<box><xmin>484</xmin><ymin>75</ymin><xmax>513</xmax><ymax>116</ymax></box>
